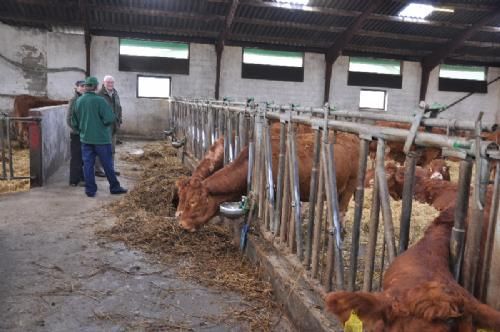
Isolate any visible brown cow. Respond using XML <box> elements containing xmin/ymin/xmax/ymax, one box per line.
<box><xmin>175</xmin><ymin>137</ymin><xmax>225</xmax><ymax>217</ymax></box>
<box><xmin>13</xmin><ymin>95</ymin><xmax>67</xmax><ymax>147</ymax></box>
<box><xmin>178</xmin><ymin>132</ymin><xmax>360</xmax><ymax>232</ymax></box>
<box><xmin>426</xmin><ymin>158</ymin><xmax>451</xmax><ymax>181</ymax></box>
<box><xmin>325</xmin><ymin>206</ymin><xmax>500</xmax><ymax>331</ymax></box>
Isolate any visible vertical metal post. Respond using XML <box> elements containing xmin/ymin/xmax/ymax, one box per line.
<box><xmin>29</xmin><ymin>120</ymin><xmax>43</xmax><ymax>187</ymax></box>
<box><xmin>280</xmin><ymin>135</ymin><xmax>291</xmax><ymax>244</ymax></box>
<box><xmin>288</xmin><ymin>117</ymin><xmax>303</xmax><ymax>261</ymax></box>
<box><xmin>264</xmin><ymin>118</ymin><xmax>275</xmax><ymax>232</ymax></box>
<box><xmin>227</xmin><ymin>111</ymin><xmax>234</xmax><ymax>162</ymax></box>
<box><xmin>305</xmin><ymin>128</ymin><xmax>321</xmax><ymax>269</ymax></box>
<box><xmin>7</xmin><ymin>117</ymin><xmax>14</xmax><ymax>179</ymax></box>
<box><xmin>273</xmin><ymin>120</ymin><xmax>287</xmax><ymax>236</ymax></box>
<box><xmin>348</xmin><ymin>138</ymin><xmax>369</xmax><ymax>291</ymax></box>
<box><xmin>0</xmin><ymin>116</ymin><xmax>7</xmax><ymax>179</ymax></box>
<box><xmin>450</xmin><ymin>158</ymin><xmax>473</xmax><ymax>281</ymax></box>
<box><xmin>311</xmin><ymin>160</ymin><xmax>325</xmax><ymax>279</ymax></box>
<box><xmin>463</xmin><ymin>156</ymin><xmax>490</xmax><ymax>295</ymax></box>
<box><xmin>480</xmin><ymin>162</ymin><xmax>500</xmax><ymax>301</ymax></box>
<box><xmin>375</xmin><ymin>138</ymin><xmax>397</xmax><ymax>264</ymax></box>
<box><xmin>363</xmin><ymin>169</ymin><xmax>380</xmax><ymax>292</ymax></box>
<box><xmin>398</xmin><ymin>151</ymin><xmax>418</xmax><ymax>254</ymax></box>
<box><xmin>234</xmin><ymin>113</ymin><xmax>240</xmax><ymax>157</ymax></box>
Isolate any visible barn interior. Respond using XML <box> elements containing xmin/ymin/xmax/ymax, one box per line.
<box><xmin>0</xmin><ymin>0</ymin><xmax>499</xmax><ymax>331</ymax></box>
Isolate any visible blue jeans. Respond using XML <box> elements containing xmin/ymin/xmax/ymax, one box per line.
<box><xmin>81</xmin><ymin>143</ymin><xmax>121</xmax><ymax>196</ymax></box>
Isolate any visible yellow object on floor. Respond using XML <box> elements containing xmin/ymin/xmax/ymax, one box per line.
<box><xmin>345</xmin><ymin>311</ymin><xmax>363</xmax><ymax>332</ymax></box>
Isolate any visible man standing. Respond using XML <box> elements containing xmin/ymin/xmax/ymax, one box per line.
<box><xmin>72</xmin><ymin>76</ymin><xmax>127</xmax><ymax>197</ymax></box>
<box><xmin>67</xmin><ymin>80</ymin><xmax>85</xmax><ymax>186</ymax></box>
<box><xmin>96</xmin><ymin>75</ymin><xmax>122</xmax><ymax>176</ymax></box>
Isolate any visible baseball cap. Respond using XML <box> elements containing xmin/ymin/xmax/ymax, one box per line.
<box><xmin>75</xmin><ymin>80</ymin><xmax>85</xmax><ymax>86</ymax></box>
<box><xmin>85</xmin><ymin>76</ymin><xmax>99</xmax><ymax>86</ymax></box>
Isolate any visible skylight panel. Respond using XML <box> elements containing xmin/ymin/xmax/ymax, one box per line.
<box><xmin>398</xmin><ymin>3</ymin><xmax>454</xmax><ymax>20</ymax></box>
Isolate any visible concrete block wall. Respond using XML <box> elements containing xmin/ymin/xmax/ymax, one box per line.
<box><xmin>0</xmin><ymin>21</ymin><xmax>498</xmax><ymax>138</ymax></box>
<box><xmin>0</xmin><ymin>22</ymin><xmax>85</xmax><ymax>113</ymax></box>
<box><xmin>220</xmin><ymin>46</ymin><xmax>324</xmax><ymax>106</ymax></box>
<box><xmin>90</xmin><ymin>37</ymin><xmax>216</xmax><ymax>138</ymax></box>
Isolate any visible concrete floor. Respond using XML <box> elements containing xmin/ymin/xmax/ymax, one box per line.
<box><xmin>0</xmin><ymin>141</ymin><xmax>293</xmax><ymax>332</ymax></box>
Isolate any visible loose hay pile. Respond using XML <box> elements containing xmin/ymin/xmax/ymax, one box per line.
<box><xmin>0</xmin><ymin>148</ymin><xmax>30</xmax><ymax>194</ymax></box>
<box><xmin>99</xmin><ymin>142</ymin><xmax>280</xmax><ymax>331</ymax></box>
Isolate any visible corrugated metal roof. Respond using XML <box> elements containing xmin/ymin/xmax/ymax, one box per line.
<box><xmin>0</xmin><ymin>0</ymin><xmax>498</xmax><ymax>66</ymax></box>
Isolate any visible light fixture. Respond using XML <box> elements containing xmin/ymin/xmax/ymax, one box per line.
<box><xmin>276</xmin><ymin>0</ymin><xmax>310</xmax><ymax>6</ymax></box>
<box><xmin>398</xmin><ymin>3</ymin><xmax>454</xmax><ymax>20</ymax></box>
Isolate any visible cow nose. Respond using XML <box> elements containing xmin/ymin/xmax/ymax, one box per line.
<box><xmin>179</xmin><ymin>220</ymin><xmax>196</xmax><ymax>232</ymax></box>
<box><xmin>430</xmin><ymin>172</ymin><xmax>443</xmax><ymax>180</ymax></box>
<box><xmin>175</xmin><ymin>210</ymin><xmax>182</xmax><ymax>218</ymax></box>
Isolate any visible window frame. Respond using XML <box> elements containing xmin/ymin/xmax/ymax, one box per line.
<box><xmin>119</xmin><ymin>38</ymin><xmax>190</xmax><ymax>75</ymax></box>
<box><xmin>240</xmin><ymin>47</ymin><xmax>305</xmax><ymax>82</ymax></box>
<box><xmin>358</xmin><ymin>89</ymin><xmax>388</xmax><ymax>111</ymax></box>
<box><xmin>136</xmin><ymin>74</ymin><xmax>172</xmax><ymax>99</ymax></box>
<box><xmin>438</xmin><ymin>64</ymin><xmax>488</xmax><ymax>93</ymax></box>
<box><xmin>348</xmin><ymin>56</ymin><xmax>402</xmax><ymax>89</ymax></box>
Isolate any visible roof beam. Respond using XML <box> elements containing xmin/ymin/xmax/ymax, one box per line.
<box><xmin>216</xmin><ymin>0</ymin><xmax>239</xmax><ymax>51</ymax></box>
<box><xmin>391</xmin><ymin>0</ymin><xmax>497</xmax><ymax>12</ymax></box>
<box><xmin>422</xmin><ymin>7</ymin><xmax>500</xmax><ymax>70</ymax></box>
<box><xmin>210</xmin><ymin>0</ymin><xmax>499</xmax><ymax>33</ymax></box>
<box><xmin>326</xmin><ymin>0</ymin><xmax>388</xmax><ymax>63</ymax></box>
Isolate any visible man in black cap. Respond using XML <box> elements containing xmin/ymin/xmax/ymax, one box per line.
<box><xmin>67</xmin><ymin>79</ymin><xmax>86</xmax><ymax>186</ymax></box>
<box><xmin>71</xmin><ymin>76</ymin><xmax>127</xmax><ymax>197</ymax></box>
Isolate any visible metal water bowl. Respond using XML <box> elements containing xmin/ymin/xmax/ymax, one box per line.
<box><xmin>220</xmin><ymin>201</ymin><xmax>246</xmax><ymax>219</ymax></box>
<box><xmin>171</xmin><ymin>140</ymin><xmax>185</xmax><ymax>149</ymax></box>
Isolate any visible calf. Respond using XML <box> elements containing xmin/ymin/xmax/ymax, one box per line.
<box><xmin>13</xmin><ymin>95</ymin><xmax>67</xmax><ymax>147</ymax></box>
<box><xmin>177</xmin><ymin>132</ymin><xmax>360</xmax><ymax>232</ymax></box>
<box><xmin>325</xmin><ymin>206</ymin><xmax>500</xmax><ymax>331</ymax></box>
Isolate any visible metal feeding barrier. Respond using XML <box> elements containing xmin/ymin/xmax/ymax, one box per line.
<box><xmin>169</xmin><ymin>98</ymin><xmax>499</xmax><ymax>299</ymax></box>
<box><xmin>0</xmin><ymin>113</ymin><xmax>42</xmax><ymax>186</ymax></box>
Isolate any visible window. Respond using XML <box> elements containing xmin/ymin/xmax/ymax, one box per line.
<box><xmin>348</xmin><ymin>57</ymin><xmax>402</xmax><ymax>89</ymax></box>
<box><xmin>137</xmin><ymin>75</ymin><xmax>171</xmax><ymax>99</ymax></box>
<box><xmin>241</xmin><ymin>48</ymin><xmax>304</xmax><ymax>82</ymax></box>
<box><xmin>438</xmin><ymin>64</ymin><xmax>487</xmax><ymax>93</ymax></box>
<box><xmin>119</xmin><ymin>39</ymin><xmax>189</xmax><ymax>75</ymax></box>
<box><xmin>359</xmin><ymin>89</ymin><xmax>387</xmax><ymax>111</ymax></box>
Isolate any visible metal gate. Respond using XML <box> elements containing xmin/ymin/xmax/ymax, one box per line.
<box><xmin>0</xmin><ymin>113</ymin><xmax>43</xmax><ymax>187</ymax></box>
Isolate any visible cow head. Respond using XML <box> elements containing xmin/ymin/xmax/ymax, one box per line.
<box><xmin>177</xmin><ymin>177</ymin><xmax>221</xmax><ymax>232</ymax></box>
<box><xmin>325</xmin><ymin>289</ymin><xmax>473</xmax><ymax>331</ymax></box>
<box><xmin>427</xmin><ymin>159</ymin><xmax>450</xmax><ymax>181</ymax></box>
<box><xmin>175</xmin><ymin>176</ymin><xmax>191</xmax><ymax>218</ymax></box>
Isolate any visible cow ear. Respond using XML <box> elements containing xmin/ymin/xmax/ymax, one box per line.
<box><xmin>325</xmin><ymin>291</ymin><xmax>388</xmax><ymax>326</ymax></box>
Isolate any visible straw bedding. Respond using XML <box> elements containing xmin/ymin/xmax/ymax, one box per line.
<box><xmin>0</xmin><ymin>148</ymin><xmax>30</xmax><ymax>194</ymax></box>
<box><xmin>98</xmin><ymin>142</ymin><xmax>281</xmax><ymax>331</ymax></box>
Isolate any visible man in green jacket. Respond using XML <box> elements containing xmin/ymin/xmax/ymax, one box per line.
<box><xmin>71</xmin><ymin>76</ymin><xmax>127</xmax><ymax>197</ymax></box>
<box><xmin>95</xmin><ymin>75</ymin><xmax>122</xmax><ymax>177</ymax></box>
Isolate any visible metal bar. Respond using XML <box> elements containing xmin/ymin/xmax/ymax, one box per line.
<box><xmin>463</xmin><ymin>156</ymin><xmax>490</xmax><ymax>295</ymax></box>
<box><xmin>0</xmin><ymin>117</ymin><xmax>6</xmax><ymax>179</ymax></box>
<box><xmin>375</xmin><ymin>138</ymin><xmax>397</xmax><ymax>264</ymax></box>
<box><xmin>348</xmin><ymin>138</ymin><xmax>369</xmax><ymax>291</ymax></box>
<box><xmin>274</xmin><ymin>120</ymin><xmax>287</xmax><ymax>236</ymax></box>
<box><xmin>362</xmin><ymin>170</ymin><xmax>381</xmax><ymax>292</ymax></box>
<box><xmin>305</xmin><ymin>128</ymin><xmax>321</xmax><ymax>269</ymax></box>
<box><xmin>7</xmin><ymin>117</ymin><xmax>13</xmax><ymax>179</ymax></box>
<box><xmin>264</xmin><ymin>119</ymin><xmax>275</xmax><ymax>233</ymax></box>
<box><xmin>311</xmin><ymin>159</ymin><xmax>325</xmax><ymax>279</ymax></box>
<box><xmin>280</xmin><ymin>144</ymin><xmax>290</xmax><ymax>244</ymax></box>
<box><xmin>398</xmin><ymin>151</ymin><xmax>418</xmax><ymax>254</ymax></box>
<box><xmin>227</xmin><ymin>111</ymin><xmax>234</xmax><ymax>162</ymax></box>
<box><xmin>450</xmin><ymin>158</ymin><xmax>473</xmax><ymax>281</ymax></box>
<box><xmin>480</xmin><ymin>162</ymin><xmax>500</xmax><ymax>301</ymax></box>
<box><xmin>234</xmin><ymin>112</ymin><xmax>240</xmax><ymax>157</ymax></box>
<box><xmin>289</xmin><ymin>119</ymin><xmax>303</xmax><ymax>261</ymax></box>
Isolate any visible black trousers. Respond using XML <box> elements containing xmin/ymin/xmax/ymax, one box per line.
<box><xmin>69</xmin><ymin>133</ymin><xmax>84</xmax><ymax>184</ymax></box>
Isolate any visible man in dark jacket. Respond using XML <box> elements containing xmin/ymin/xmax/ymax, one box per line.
<box><xmin>67</xmin><ymin>80</ymin><xmax>85</xmax><ymax>186</ymax></box>
<box><xmin>71</xmin><ymin>76</ymin><xmax>127</xmax><ymax>197</ymax></box>
<box><xmin>95</xmin><ymin>75</ymin><xmax>122</xmax><ymax>177</ymax></box>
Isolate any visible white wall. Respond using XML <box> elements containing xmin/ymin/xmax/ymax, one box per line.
<box><xmin>0</xmin><ymin>21</ymin><xmax>498</xmax><ymax>137</ymax></box>
<box><xmin>220</xmin><ymin>46</ymin><xmax>324</xmax><ymax>106</ymax></box>
<box><xmin>0</xmin><ymin>22</ymin><xmax>85</xmax><ymax>112</ymax></box>
<box><xmin>90</xmin><ymin>37</ymin><xmax>217</xmax><ymax>137</ymax></box>
<box><xmin>330</xmin><ymin>56</ymin><xmax>499</xmax><ymax>124</ymax></box>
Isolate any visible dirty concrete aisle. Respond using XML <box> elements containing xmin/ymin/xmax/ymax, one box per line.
<box><xmin>0</xmin><ymin>141</ymin><xmax>293</xmax><ymax>332</ymax></box>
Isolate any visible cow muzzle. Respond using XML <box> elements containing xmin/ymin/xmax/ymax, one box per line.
<box><xmin>175</xmin><ymin>210</ymin><xmax>182</xmax><ymax>218</ymax></box>
<box><xmin>430</xmin><ymin>172</ymin><xmax>443</xmax><ymax>180</ymax></box>
<box><xmin>179</xmin><ymin>220</ymin><xmax>196</xmax><ymax>232</ymax></box>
